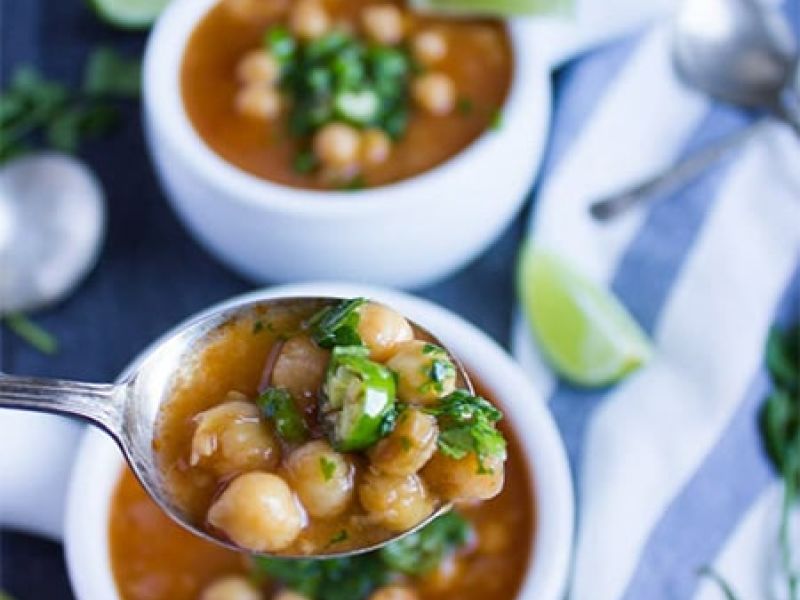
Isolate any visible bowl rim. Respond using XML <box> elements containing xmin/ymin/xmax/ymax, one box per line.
<box><xmin>143</xmin><ymin>0</ymin><xmax>549</xmax><ymax>218</ymax></box>
<box><xmin>65</xmin><ymin>282</ymin><xmax>574</xmax><ymax>600</ymax></box>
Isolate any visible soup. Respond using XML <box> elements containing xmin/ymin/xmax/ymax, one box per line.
<box><xmin>182</xmin><ymin>0</ymin><xmax>513</xmax><ymax>190</ymax></box>
<box><xmin>154</xmin><ymin>298</ymin><xmax>509</xmax><ymax>556</ymax></box>
<box><xmin>112</xmin><ymin>401</ymin><xmax>534</xmax><ymax>600</ymax></box>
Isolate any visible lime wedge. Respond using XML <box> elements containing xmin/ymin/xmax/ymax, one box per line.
<box><xmin>88</xmin><ymin>0</ymin><xmax>170</xmax><ymax>29</ymax></box>
<box><xmin>410</xmin><ymin>0</ymin><xmax>573</xmax><ymax>17</ymax></box>
<box><xmin>517</xmin><ymin>244</ymin><xmax>652</xmax><ymax>387</ymax></box>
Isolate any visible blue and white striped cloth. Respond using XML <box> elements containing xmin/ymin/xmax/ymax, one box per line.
<box><xmin>513</xmin><ymin>1</ymin><xmax>800</xmax><ymax>599</ymax></box>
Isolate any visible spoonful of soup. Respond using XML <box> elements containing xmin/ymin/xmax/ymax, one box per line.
<box><xmin>0</xmin><ymin>296</ymin><xmax>507</xmax><ymax>557</ymax></box>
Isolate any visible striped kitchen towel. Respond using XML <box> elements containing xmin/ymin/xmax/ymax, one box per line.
<box><xmin>513</xmin><ymin>1</ymin><xmax>800</xmax><ymax>599</ymax></box>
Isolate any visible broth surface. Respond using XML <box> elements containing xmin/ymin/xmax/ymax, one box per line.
<box><xmin>182</xmin><ymin>0</ymin><xmax>513</xmax><ymax>189</ymax></box>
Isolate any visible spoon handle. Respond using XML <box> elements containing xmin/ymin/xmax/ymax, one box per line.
<box><xmin>589</xmin><ymin>120</ymin><xmax>764</xmax><ymax>221</ymax></box>
<box><xmin>0</xmin><ymin>374</ymin><xmax>123</xmax><ymax>436</ymax></box>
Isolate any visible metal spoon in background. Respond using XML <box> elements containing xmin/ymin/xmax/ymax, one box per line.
<box><xmin>0</xmin><ymin>296</ymin><xmax>468</xmax><ymax>558</ymax></box>
<box><xmin>590</xmin><ymin>0</ymin><xmax>799</xmax><ymax>221</ymax></box>
<box><xmin>0</xmin><ymin>153</ymin><xmax>106</xmax><ymax>314</ymax></box>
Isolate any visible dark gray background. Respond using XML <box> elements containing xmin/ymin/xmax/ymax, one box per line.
<box><xmin>0</xmin><ymin>2</ymin><xmax>569</xmax><ymax>596</ymax></box>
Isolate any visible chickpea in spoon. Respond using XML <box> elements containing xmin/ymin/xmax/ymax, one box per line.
<box><xmin>155</xmin><ymin>298</ymin><xmax>508</xmax><ymax>556</ymax></box>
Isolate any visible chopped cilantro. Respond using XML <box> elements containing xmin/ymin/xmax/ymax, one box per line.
<box><xmin>252</xmin><ymin>320</ymin><xmax>265</xmax><ymax>334</ymax></box>
<box><xmin>319</xmin><ymin>456</ymin><xmax>337</xmax><ymax>481</ymax></box>
<box><xmin>380</xmin><ymin>512</ymin><xmax>473</xmax><ymax>575</ymax></box>
<box><xmin>308</xmin><ymin>298</ymin><xmax>366</xmax><ymax>349</ymax></box>
<box><xmin>490</xmin><ymin>108</ymin><xmax>503</xmax><ymax>131</ymax></box>
<box><xmin>257</xmin><ymin>387</ymin><xmax>308</xmax><ymax>443</ymax></box>
<box><xmin>457</xmin><ymin>97</ymin><xmax>474</xmax><ymax>115</ymax></box>
<box><xmin>329</xmin><ymin>530</ymin><xmax>349</xmax><ymax>545</ymax></box>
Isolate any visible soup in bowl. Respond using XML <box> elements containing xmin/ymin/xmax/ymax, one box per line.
<box><xmin>61</xmin><ymin>283</ymin><xmax>572</xmax><ymax>599</ymax></box>
<box><xmin>143</xmin><ymin>0</ymin><xmax>550</xmax><ymax>287</ymax></box>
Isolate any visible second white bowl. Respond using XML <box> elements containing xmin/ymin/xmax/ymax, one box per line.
<box><xmin>143</xmin><ymin>0</ymin><xmax>552</xmax><ymax>288</ymax></box>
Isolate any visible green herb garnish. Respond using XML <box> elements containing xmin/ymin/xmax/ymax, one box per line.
<box><xmin>1</xmin><ymin>48</ymin><xmax>137</xmax><ymax>161</ymax></box>
<box><xmin>759</xmin><ymin>323</ymin><xmax>799</xmax><ymax>599</ymax></box>
<box><xmin>380</xmin><ymin>512</ymin><xmax>472</xmax><ymax>575</ymax></box>
<box><xmin>490</xmin><ymin>108</ymin><xmax>503</xmax><ymax>131</ymax></box>
<box><xmin>253</xmin><ymin>512</ymin><xmax>472</xmax><ymax>599</ymax></box>
<box><xmin>457</xmin><ymin>97</ymin><xmax>474</xmax><ymax>115</ymax></box>
<box><xmin>257</xmin><ymin>387</ymin><xmax>308</xmax><ymax>443</ymax></box>
<box><xmin>308</xmin><ymin>298</ymin><xmax>366</xmax><ymax>349</ymax></box>
<box><xmin>83</xmin><ymin>47</ymin><xmax>141</xmax><ymax>98</ymax></box>
<box><xmin>426</xmin><ymin>389</ymin><xmax>506</xmax><ymax>472</ymax></box>
<box><xmin>4</xmin><ymin>312</ymin><xmax>58</xmax><ymax>355</ymax></box>
<box><xmin>319</xmin><ymin>456</ymin><xmax>337</xmax><ymax>481</ymax></box>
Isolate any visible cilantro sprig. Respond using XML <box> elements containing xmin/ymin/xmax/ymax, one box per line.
<box><xmin>0</xmin><ymin>47</ymin><xmax>139</xmax><ymax>161</ymax></box>
<box><xmin>425</xmin><ymin>389</ymin><xmax>506</xmax><ymax>472</ymax></box>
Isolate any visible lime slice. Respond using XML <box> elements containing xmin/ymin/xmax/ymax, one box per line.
<box><xmin>88</xmin><ymin>0</ymin><xmax>170</xmax><ymax>29</ymax></box>
<box><xmin>517</xmin><ymin>243</ymin><xmax>652</xmax><ymax>387</ymax></box>
<box><xmin>410</xmin><ymin>0</ymin><xmax>573</xmax><ymax>17</ymax></box>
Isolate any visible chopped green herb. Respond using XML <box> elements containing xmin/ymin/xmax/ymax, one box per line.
<box><xmin>399</xmin><ymin>435</ymin><xmax>412</xmax><ymax>452</ymax></box>
<box><xmin>253</xmin><ymin>554</ymin><xmax>388</xmax><ymax>600</ymax></box>
<box><xmin>4</xmin><ymin>312</ymin><xmax>58</xmax><ymax>355</ymax></box>
<box><xmin>380</xmin><ymin>512</ymin><xmax>473</xmax><ymax>575</ymax></box>
<box><xmin>340</xmin><ymin>175</ymin><xmax>367</xmax><ymax>191</ymax></box>
<box><xmin>83</xmin><ymin>47</ymin><xmax>141</xmax><ymax>98</ymax></box>
<box><xmin>253</xmin><ymin>511</ymin><xmax>473</xmax><ymax>598</ymax></box>
<box><xmin>457</xmin><ymin>97</ymin><xmax>474</xmax><ymax>115</ymax></box>
<box><xmin>319</xmin><ymin>456</ymin><xmax>337</xmax><ymax>481</ymax></box>
<box><xmin>415</xmin><ymin>344</ymin><xmax>455</xmax><ymax>395</ymax></box>
<box><xmin>426</xmin><ymin>389</ymin><xmax>506</xmax><ymax>472</ymax></box>
<box><xmin>490</xmin><ymin>108</ymin><xmax>503</xmax><ymax>130</ymax></box>
<box><xmin>293</xmin><ymin>150</ymin><xmax>319</xmax><ymax>174</ymax></box>
<box><xmin>264</xmin><ymin>26</ymin><xmax>297</xmax><ymax>63</ymax></box>
<box><xmin>253</xmin><ymin>320</ymin><xmax>265</xmax><ymax>334</ymax></box>
<box><xmin>308</xmin><ymin>298</ymin><xmax>366</xmax><ymax>349</ymax></box>
<box><xmin>758</xmin><ymin>322</ymin><xmax>799</xmax><ymax>599</ymax></box>
<box><xmin>329</xmin><ymin>529</ymin><xmax>349</xmax><ymax>545</ymax></box>
<box><xmin>257</xmin><ymin>387</ymin><xmax>308</xmax><ymax>443</ymax></box>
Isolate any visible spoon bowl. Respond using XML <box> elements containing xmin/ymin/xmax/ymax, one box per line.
<box><xmin>0</xmin><ymin>296</ymin><xmax>470</xmax><ymax>558</ymax></box>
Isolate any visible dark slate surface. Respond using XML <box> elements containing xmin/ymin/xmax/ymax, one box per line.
<box><xmin>0</xmin><ymin>2</ymin><xmax>556</xmax><ymax>597</ymax></box>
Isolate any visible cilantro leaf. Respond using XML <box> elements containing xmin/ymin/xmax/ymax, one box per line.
<box><xmin>426</xmin><ymin>390</ymin><xmax>506</xmax><ymax>472</ymax></box>
<box><xmin>83</xmin><ymin>47</ymin><xmax>141</xmax><ymax>98</ymax></box>
<box><xmin>257</xmin><ymin>387</ymin><xmax>308</xmax><ymax>443</ymax></box>
<box><xmin>380</xmin><ymin>512</ymin><xmax>472</xmax><ymax>576</ymax></box>
<box><xmin>308</xmin><ymin>298</ymin><xmax>366</xmax><ymax>349</ymax></box>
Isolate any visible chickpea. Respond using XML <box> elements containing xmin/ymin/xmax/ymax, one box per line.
<box><xmin>369</xmin><ymin>586</ymin><xmax>419</xmax><ymax>600</ymax></box>
<box><xmin>361</xmin><ymin>4</ymin><xmax>406</xmax><ymax>45</ymax></box>
<box><xmin>412</xmin><ymin>73</ymin><xmax>456</xmax><ymax>116</ymax></box>
<box><xmin>421</xmin><ymin>451</ymin><xmax>504</xmax><ymax>502</ymax></box>
<box><xmin>190</xmin><ymin>400</ymin><xmax>280</xmax><ymax>477</ymax></box>
<box><xmin>201</xmin><ymin>575</ymin><xmax>263</xmax><ymax>600</ymax></box>
<box><xmin>358</xmin><ymin>472</ymin><xmax>433</xmax><ymax>532</ymax></box>
<box><xmin>369</xmin><ymin>408</ymin><xmax>437</xmax><ymax>476</ymax></box>
<box><xmin>411</xmin><ymin>30</ymin><xmax>448</xmax><ymax>65</ymax></box>
<box><xmin>384</xmin><ymin>340</ymin><xmax>456</xmax><ymax>404</ymax></box>
<box><xmin>360</xmin><ymin>129</ymin><xmax>392</xmax><ymax>166</ymax></box>
<box><xmin>272</xmin><ymin>335</ymin><xmax>329</xmax><ymax>403</ymax></box>
<box><xmin>273</xmin><ymin>591</ymin><xmax>310</xmax><ymax>600</ymax></box>
<box><xmin>313</xmin><ymin>123</ymin><xmax>362</xmax><ymax>169</ymax></box>
<box><xmin>356</xmin><ymin>301</ymin><xmax>413</xmax><ymax>362</ymax></box>
<box><xmin>208</xmin><ymin>472</ymin><xmax>305</xmax><ymax>552</ymax></box>
<box><xmin>236</xmin><ymin>84</ymin><xmax>282</xmax><ymax>119</ymax></box>
<box><xmin>286</xmin><ymin>440</ymin><xmax>355</xmax><ymax>518</ymax></box>
<box><xmin>237</xmin><ymin>50</ymin><xmax>281</xmax><ymax>85</ymax></box>
<box><xmin>289</xmin><ymin>0</ymin><xmax>329</xmax><ymax>40</ymax></box>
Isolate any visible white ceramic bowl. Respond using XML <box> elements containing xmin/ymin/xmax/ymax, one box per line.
<box><xmin>61</xmin><ymin>283</ymin><xmax>573</xmax><ymax>600</ymax></box>
<box><xmin>143</xmin><ymin>0</ymin><xmax>551</xmax><ymax>288</ymax></box>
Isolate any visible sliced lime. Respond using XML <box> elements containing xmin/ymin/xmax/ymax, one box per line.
<box><xmin>409</xmin><ymin>0</ymin><xmax>573</xmax><ymax>17</ymax></box>
<box><xmin>87</xmin><ymin>0</ymin><xmax>170</xmax><ymax>30</ymax></box>
<box><xmin>517</xmin><ymin>243</ymin><xmax>652</xmax><ymax>387</ymax></box>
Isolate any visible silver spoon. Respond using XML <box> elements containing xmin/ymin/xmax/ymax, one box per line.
<box><xmin>590</xmin><ymin>0</ymin><xmax>799</xmax><ymax>221</ymax></box>
<box><xmin>0</xmin><ymin>296</ymin><xmax>466</xmax><ymax>558</ymax></box>
<box><xmin>0</xmin><ymin>153</ymin><xmax>106</xmax><ymax>314</ymax></box>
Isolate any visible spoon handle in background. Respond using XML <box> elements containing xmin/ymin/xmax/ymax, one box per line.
<box><xmin>589</xmin><ymin>120</ymin><xmax>765</xmax><ymax>221</ymax></box>
<box><xmin>0</xmin><ymin>374</ymin><xmax>123</xmax><ymax>435</ymax></box>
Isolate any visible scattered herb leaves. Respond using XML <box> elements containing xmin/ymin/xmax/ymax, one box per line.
<box><xmin>83</xmin><ymin>47</ymin><xmax>141</xmax><ymax>98</ymax></box>
<box><xmin>319</xmin><ymin>456</ymin><xmax>337</xmax><ymax>481</ymax></box>
<box><xmin>4</xmin><ymin>312</ymin><xmax>58</xmax><ymax>355</ymax></box>
<box><xmin>380</xmin><ymin>512</ymin><xmax>473</xmax><ymax>575</ymax></box>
